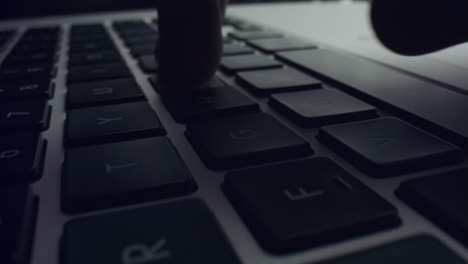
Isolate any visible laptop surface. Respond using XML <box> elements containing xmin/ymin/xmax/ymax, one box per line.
<box><xmin>1</xmin><ymin>1</ymin><xmax>467</xmax><ymax>264</ymax></box>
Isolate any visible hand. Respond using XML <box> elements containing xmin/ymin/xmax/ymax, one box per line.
<box><xmin>156</xmin><ymin>0</ymin><xmax>227</xmax><ymax>95</ymax></box>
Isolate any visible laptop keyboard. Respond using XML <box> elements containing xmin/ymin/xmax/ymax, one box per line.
<box><xmin>0</xmin><ymin>14</ymin><xmax>467</xmax><ymax>264</ymax></box>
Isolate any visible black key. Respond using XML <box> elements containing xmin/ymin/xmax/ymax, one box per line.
<box><xmin>138</xmin><ymin>55</ymin><xmax>159</xmax><ymax>73</ymax></box>
<box><xmin>223</xmin><ymin>158</ymin><xmax>400</xmax><ymax>252</ymax></box>
<box><xmin>12</xmin><ymin>41</ymin><xmax>57</xmax><ymax>53</ymax></box>
<box><xmin>124</xmin><ymin>36</ymin><xmax>159</xmax><ymax>47</ymax></box>
<box><xmin>0</xmin><ymin>133</ymin><xmax>47</xmax><ymax>183</ymax></box>
<box><xmin>397</xmin><ymin>169</ymin><xmax>468</xmax><ymax>247</ymax></box>
<box><xmin>67</xmin><ymin>63</ymin><xmax>131</xmax><ymax>83</ymax></box>
<box><xmin>120</xmin><ymin>29</ymin><xmax>157</xmax><ymax>40</ymax></box>
<box><xmin>3</xmin><ymin>50</ymin><xmax>56</xmax><ymax>65</ymax></box>
<box><xmin>277</xmin><ymin>49</ymin><xmax>468</xmax><ymax>146</ymax></box>
<box><xmin>185</xmin><ymin>112</ymin><xmax>312</xmax><ymax>168</ymax></box>
<box><xmin>65</xmin><ymin>102</ymin><xmax>165</xmax><ymax>147</ymax></box>
<box><xmin>69</xmin><ymin>41</ymin><xmax>114</xmax><ymax>53</ymax></box>
<box><xmin>223</xmin><ymin>43</ymin><xmax>255</xmax><ymax>55</ymax></box>
<box><xmin>236</xmin><ymin>67</ymin><xmax>321</xmax><ymax>95</ymax></box>
<box><xmin>62</xmin><ymin>137</ymin><xmax>195</xmax><ymax>213</ymax></box>
<box><xmin>270</xmin><ymin>89</ymin><xmax>378</xmax><ymax>126</ymax></box>
<box><xmin>67</xmin><ymin>78</ymin><xmax>145</xmax><ymax>109</ymax></box>
<box><xmin>68</xmin><ymin>51</ymin><xmax>121</xmax><ymax>66</ymax></box>
<box><xmin>151</xmin><ymin>76</ymin><xmax>225</xmax><ymax>94</ymax></box>
<box><xmin>247</xmin><ymin>38</ymin><xmax>317</xmax><ymax>53</ymax></box>
<box><xmin>162</xmin><ymin>85</ymin><xmax>259</xmax><ymax>122</ymax></box>
<box><xmin>0</xmin><ymin>64</ymin><xmax>54</xmax><ymax>80</ymax></box>
<box><xmin>0</xmin><ymin>185</ymin><xmax>38</xmax><ymax>264</ymax></box>
<box><xmin>0</xmin><ymin>79</ymin><xmax>53</xmax><ymax>100</ymax></box>
<box><xmin>317</xmin><ymin>117</ymin><xmax>464</xmax><ymax>176</ymax></box>
<box><xmin>69</xmin><ymin>34</ymin><xmax>111</xmax><ymax>44</ymax></box>
<box><xmin>229</xmin><ymin>30</ymin><xmax>283</xmax><ymax>41</ymax></box>
<box><xmin>70</xmin><ymin>24</ymin><xmax>106</xmax><ymax>36</ymax></box>
<box><xmin>62</xmin><ymin>199</ymin><xmax>240</xmax><ymax>263</ymax></box>
<box><xmin>316</xmin><ymin>236</ymin><xmax>465</xmax><ymax>264</ymax></box>
<box><xmin>0</xmin><ymin>101</ymin><xmax>51</xmax><ymax>131</ymax></box>
<box><xmin>221</xmin><ymin>54</ymin><xmax>282</xmax><ymax>73</ymax></box>
<box><xmin>130</xmin><ymin>44</ymin><xmax>156</xmax><ymax>57</ymax></box>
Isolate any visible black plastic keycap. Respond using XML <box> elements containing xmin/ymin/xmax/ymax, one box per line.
<box><xmin>62</xmin><ymin>137</ymin><xmax>195</xmax><ymax>213</ymax></box>
<box><xmin>247</xmin><ymin>38</ymin><xmax>316</xmax><ymax>53</ymax></box>
<box><xmin>317</xmin><ymin>117</ymin><xmax>464</xmax><ymax>176</ymax></box>
<box><xmin>130</xmin><ymin>45</ymin><xmax>155</xmax><ymax>57</ymax></box>
<box><xmin>67</xmin><ymin>63</ymin><xmax>131</xmax><ymax>83</ymax></box>
<box><xmin>65</xmin><ymin>102</ymin><xmax>165</xmax><ymax>147</ymax></box>
<box><xmin>277</xmin><ymin>49</ymin><xmax>468</xmax><ymax>146</ymax></box>
<box><xmin>397</xmin><ymin>169</ymin><xmax>468</xmax><ymax>247</ymax></box>
<box><xmin>186</xmin><ymin>112</ymin><xmax>312</xmax><ymax>168</ymax></box>
<box><xmin>0</xmin><ymin>80</ymin><xmax>53</xmax><ymax>100</ymax></box>
<box><xmin>223</xmin><ymin>158</ymin><xmax>400</xmax><ymax>252</ymax></box>
<box><xmin>229</xmin><ymin>30</ymin><xmax>282</xmax><ymax>41</ymax></box>
<box><xmin>162</xmin><ymin>86</ymin><xmax>259</xmax><ymax>122</ymax></box>
<box><xmin>62</xmin><ymin>199</ymin><xmax>240</xmax><ymax>263</ymax></box>
<box><xmin>68</xmin><ymin>51</ymin><xmax>121</xmax><ymax>66</ymax></box>
<box><xmin>138</xmin><ymin>55</ymin><xmax>159</xmax><ymax>73</ymax></box>
<box><xmin>0</xmin><ymin>133</ymin><xmax>46</xmax><ymax>183</ymax></box>
<box><xmin>237</xmin><ymin>67</ymin><xmax>321</xmax><ymax>95</ymax></box>
<box><xmin>67</xmin><ymin>78</ymin><xmax>145</xmax><ymax>109</ymax></box>
<box><xmin>0</xmin><ymin>64</ymin><xmax>54</xmax><ymax>80</ymax></box>
<box><xmin>0</xmin><ymin>185</ymin><xmax>37</xmax><ymax>264</ymax></box>
<box><xmin>0</xmin><ymin>101</ymin><xmax>51</xmax><ymax>131</ymax></box>
<box><xmin>270</xmin><ymin>88</ymin><xmax>377</xmax><ymax>126</ymax></box>
<box><xmin>316</xmin><ymin>236</ymin><xmax>465</xmax><ymax>264</ymax></box>
<box><xmin>221</xmin><ymin>54</ymin><xmax>282</xmax><ymax>73</ymax></box>
<box><xmin>223</xmin><ymin>43</ymin><xmax>255</xmax><ymax>55</ymax></box>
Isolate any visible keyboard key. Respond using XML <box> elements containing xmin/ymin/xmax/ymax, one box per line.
<box><xmin>247</xmin><ymin>38</ymin><xmax>317</xmax><ymax>53</ymax></box>
<box><xmin>223</xmin><ymin>43</ymin><xmax>255</xmax><ymax>55</ymax></box>
<box><xmin>130</xmin><ymin>44</ymin><xmax>156</xmax><ymax>57</ymax></box>
<box><xmin>67</xmin><ymin>78</ymin><xmax>145</xmax><ymax>109</ymax></box>
<box><xmin>62</xmin><ymin>137</ymin><xmax>195</xmax><ymax>213</ymax></box>
<box><xmin>62</xmin><ymin>199</ymin><xmax>240</xmax><ymax>263</ymax></box>
<box><xmin>67</xmin><ymin>63</ymin><xmax>131</xmax><ymax>83</ymax></box>
<box><xmin>65</xmin><ymin>102</ymin><xmax>165</xmax><ymax>147</ymax></box>
<box><xmin>397</xmin><ymin>169</ymin><xmax>468</xmax><ymax>246</ymax></box>
<box><xmin>0</xmin><ymin>79</ymin><xmax>53</xmax><ymax>100</ymax></box>
<box><xmin>223</xmin><ymin>158</ymin><xmax>400</xmax><ymax>252</ymax></box>
<box><xmin>185</xmin><ymin>112</ymin><xmax>312</xmax><ymax>168</ymax></box>
<box><xmin>0</xmin><ymin>101</ymin><xmax>51</xmax><ymax>131</ymax></box>
<box><xmin>316</xmin><ymin>236</ymin><xmax>465</xmax><ymax>264</ymax></box>
<box><xmin>0</xmin><ymin>133</ymin><xmax>46</xmax><ymax>183</ymax></box>
<box><xmin>162</xmin><ymin>85</ymin><xmax>259</xmax><ymax>122</ymax></box>
<box><xmin>151</xmin><ymin>76</ymin><xmax>225</xmax><ymax>94</ymax></box>
<box><xmin>69</xmin><ymin>34</ymin><xmax>110</xmax><ymax>44</ymax></box>
<box><xmin>229</xmin><ymin>30</ymin><xmax>283</xmax><ymax>41</ymax></box>
<box><xmin>68</xmin><ymin>51</ymin><xmax>121</xmax><ymax>66</ymax></box>
<box><xmin>3</xmin><ymin>50</ymin><xmax>56</xmax><ymax>65</ymax></box>
<box><xmin>270</xmin><ymin>89</ymin><xmax>378</xmax><ymax>126</ymax></box>
<box><xmin>0</xmin><ymin>185</ymin><xmax>37</xmax><ymax>264</ymax></box>
<box><xmin>70</xmin><ymin>24</ymin><xmax>106</xmax><ymax>36</ymax></box>
<box><xmin>124</xmin><ymin>35</ymin><xmax>159</xmax><ymax>47</ymax></box>
<box><xmin>317</xmin><ymin>117</ymin><xmax>464</xmax><ymax>176</ymax></box>
<box><xmin>69</xmin><ymin>41</ymin><xmax>115</xmax><ymax>53</ymax></box>
<box><xmin>138</xmin><ymin>55</ymin><xmax>159</xmax><ymax>73</ymax></box>
<box><xmin>221</xmin><ymin>54</ymin><xmax>282</xmax><ymax>73</ymax></box>
<box><xmin>277</xmin><ymin>49</ymin><xmax>468</xmax><ymax>146</ymax></box>
<box><xmin>236</xmin><ymin>67</ymin><xmax>321</xmax><ymax>95</ymax></box>
<box><xmin>0</xmin><ymin>64</ymin><xmax>54</xmax><ymax>80</ymax></box>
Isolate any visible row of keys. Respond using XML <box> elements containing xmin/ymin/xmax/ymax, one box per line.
<box><xmin>67</xmin><ymin>24</ymin><xmax>132</xmax><ymax>84</ymax></box>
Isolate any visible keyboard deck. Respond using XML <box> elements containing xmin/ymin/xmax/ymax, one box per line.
<box><xmin>0</xmin><ymin>7</ymin><xmax>467</xmax><ymax>264</ymax></box>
